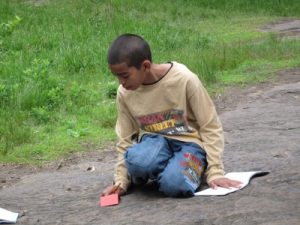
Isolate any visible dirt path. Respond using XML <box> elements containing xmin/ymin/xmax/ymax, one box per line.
<box><xmin>1</xmin><ymin>20</ymin><xmax>300</xmax><ymax>225</ymax></box>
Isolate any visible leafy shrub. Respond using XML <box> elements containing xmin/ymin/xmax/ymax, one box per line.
<box><xmin>22</xmin><ymin>58</ymin><xmax>65</xmax><ymax>112</ymax></box>
<box><xmin>105</xmin><ymin>81</ymin><xmax>118</xmax><ymax>99</ymax></box>
<box><xmin>0</xmin><ymin>15</ymin><xmax>21</xmax><ymax>37</ymax></box>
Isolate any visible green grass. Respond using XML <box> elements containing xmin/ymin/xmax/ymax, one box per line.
<box><xmin>1</xmin><ymin>0</ymin><xmax>300</xmax><ymax>164</ymax></box>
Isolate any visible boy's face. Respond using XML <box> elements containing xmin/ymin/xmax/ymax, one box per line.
<box><xmin>109</xmin><ymin>62</ymin><xmax>147</xmax><ymax>90</ymax></box>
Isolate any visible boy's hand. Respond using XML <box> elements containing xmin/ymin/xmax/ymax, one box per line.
<box><xmin>209</xmin><ymin>177</ymin><xmax>243</xmax><ymax>189</ymax></box>
<box><xmin>101</xmin><ymin>185</ymin><xmax>126</xmax><ymax>196</ymax></box>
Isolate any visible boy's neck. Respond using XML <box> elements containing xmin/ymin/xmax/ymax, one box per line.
<box><xmin>143</xmin><ymin>63</ymin><xmax>172</xmax><ymax>85</ymax></box>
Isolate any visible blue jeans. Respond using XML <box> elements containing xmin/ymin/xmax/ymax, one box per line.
<box><xmin>124</xmin><ymin>134</ymin><xmax>207</xmax><ymax>197</ymax></box>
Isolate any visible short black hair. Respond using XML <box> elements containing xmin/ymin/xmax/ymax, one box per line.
<box><xmin>107</xmin><ymin>33</ymin><xmax>152</xmax><ymax>69</ymax></box>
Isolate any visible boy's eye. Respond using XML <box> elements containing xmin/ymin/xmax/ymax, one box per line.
<box><xmin>115</xmin><ymin>73</ymin><xmax>129</xmax><ymax>79</ymax></box>
<box><xmin>119</xmin><ymin>73</ymin><xmax>129</xmax><ymax>79</ymax></box>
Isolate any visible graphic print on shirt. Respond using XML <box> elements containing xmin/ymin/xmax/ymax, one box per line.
<box><xmin>180</xmin><ymin>152</ymin><xmax>203</xmax><ymax>189</ymax></box>
<box><xmin>137</xmin><ymin>109</ymin><xmax>197</xmax><ymax>135</ymax></box>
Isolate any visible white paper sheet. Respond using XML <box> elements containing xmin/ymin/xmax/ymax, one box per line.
<box><xmin>194</xmin><ymin>171</ymin><xmax>269</xmax><ymax>196</ymax></box>
<box><xmin>0</xmin><ymin>208</ymin><xmax>18</xmax><ymax>224</ymax></box>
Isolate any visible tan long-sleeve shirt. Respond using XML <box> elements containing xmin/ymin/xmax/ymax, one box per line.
<box><xmin>114</xmin><ymin>62</ymin><xmax>225</xmax><ymax>191</ymax></box>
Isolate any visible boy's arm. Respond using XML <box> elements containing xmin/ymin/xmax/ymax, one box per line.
<box><xmin>113</xmin><ymin>90</ymin><xmax>139</xmax><ymax>192</ymax></box>
<box><xmin>187</xmin><ymin>78</ymin><xmax>225</xmax><ymax>184</ymax></box>
<box><xmin>188</xmin><ymin>77</ymin><xmax>243</xmax><ymax>189</ymax></box>
<box><xmin>114</xmin><ymin>132</ymin><xmax>136</xmax><ymax>191</ymax></box>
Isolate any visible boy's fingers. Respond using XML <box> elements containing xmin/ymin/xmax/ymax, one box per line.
<box><xmin>101</xmin><ymin>185</ymin><xmax>126</xmax><ymax>196</ymax></box>
<box><xmin>101</xmin><ymin>185</ymin><xmax>115</xmax><ymax>196</ymax></box>
<box><xmin>209</xmin><ymin>178</ymin><xmax>243</xmax><ymax>189</ymax></box>
<box><xmin>209</xmin><ymin>181</ymin><xmax>217</xmax><ymax>189</ymax></box>
<box><xmin>225</xmin><ymin>179</ymin><xmax>242</xmax><ymax>188</ymax></box>
<box><xmin>115</xmin><ymin>187</ymin><xmax>126</xmax><ymax>196</ymax></box>
<box><xmin>231</xmin><ymin>180</ymin><xmax>243</xmax><ymax>188</ymax></box>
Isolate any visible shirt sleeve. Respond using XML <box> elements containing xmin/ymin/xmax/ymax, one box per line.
<box><xmin>114</xmin><ymin>89</ymin><xmax>139</xmax><ymax>191</ymax></box>
<box><xmin>187</xmin><ymin>77</ymin><xmax>225</xmax><ymax>184</ymax></box>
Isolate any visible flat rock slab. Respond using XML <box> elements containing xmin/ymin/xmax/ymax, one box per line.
<box><xmin>1</xmin><ymin>69</ymin><xmax>300</xmax><ymax>225</ymax></box>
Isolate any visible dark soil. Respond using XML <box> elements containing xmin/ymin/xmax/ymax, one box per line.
<box><xmin>259</xmin><ymin>19</ymin><xmax>300</xmax><ymax>39</ymax></box>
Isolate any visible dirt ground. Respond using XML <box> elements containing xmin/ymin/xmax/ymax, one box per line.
<box><xmin>1</xmin><ymin>20</ymin><xmax>300</xmax><ymax>225</ymax></box>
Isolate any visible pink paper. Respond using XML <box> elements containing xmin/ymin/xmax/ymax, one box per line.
<box><xmin>100</xmin><ymin>194</ymin><xmax>120</xmax><ymax>207</ymax></box>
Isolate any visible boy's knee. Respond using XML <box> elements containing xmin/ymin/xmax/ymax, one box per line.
<box><xmin>158</xmin><ymin>152</ymin><xmax>205</xmax><ymax>197</ymax></box>
<box><xmin>158</xmin><ymin>168</ymin><xmax>196</xmax><ymax>197</ymax></box>
<box><xmin>124</xmin><ymin>148</ymin><xmax>148</xmax><ymax>178</ymax></box>
<box><xmin>125</xmin><ymin>134</ymin><xmax>172</xmax><ymax>179</ymax></box>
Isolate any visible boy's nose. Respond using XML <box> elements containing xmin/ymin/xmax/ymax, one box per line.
<box><xmin>118</xmin><ymin>77</ymin><xmax>126</xmax><ymax>85</ymax></box>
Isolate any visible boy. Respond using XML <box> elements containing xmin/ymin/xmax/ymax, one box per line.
<box><xmin>102</xmin><ymin>34</ymin><xmax>241</xmax><ymax>197</ymax></box>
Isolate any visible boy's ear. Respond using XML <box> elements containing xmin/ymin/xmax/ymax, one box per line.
<box><xmin>142</xmin><ymin>60</ymin><xmax>151</xmax><ymax>70</ymax></box>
